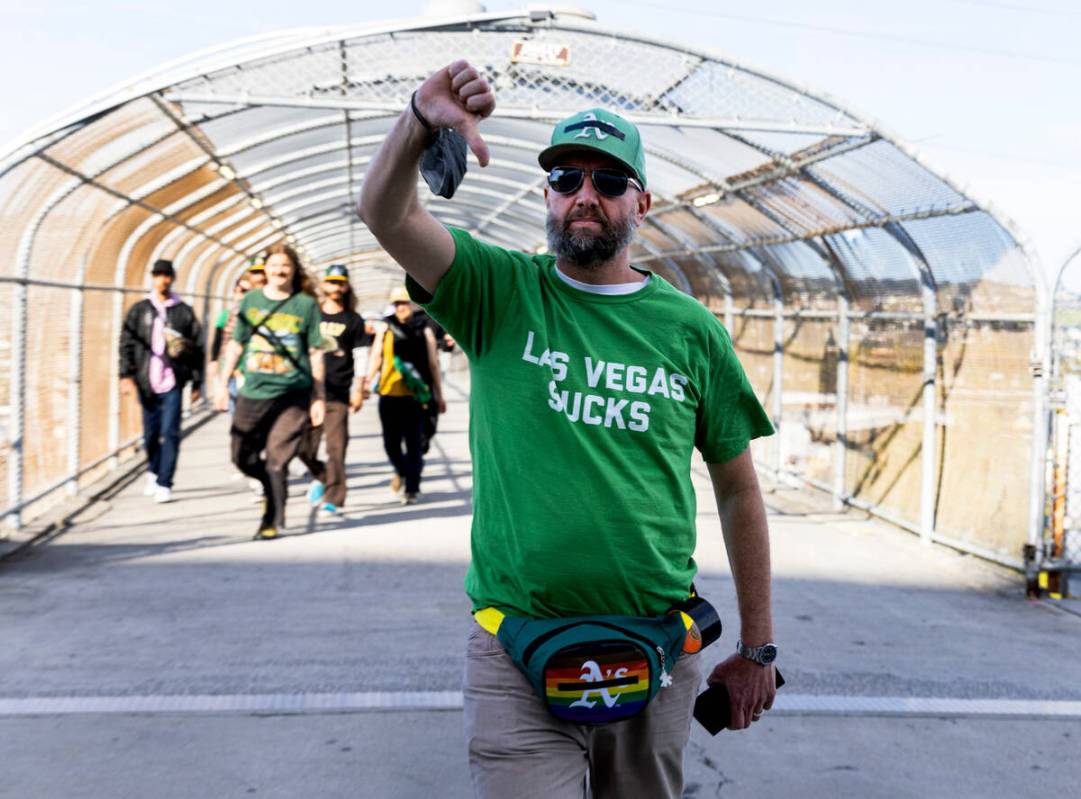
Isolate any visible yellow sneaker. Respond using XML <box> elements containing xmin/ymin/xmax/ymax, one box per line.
<box><xmin>253</xmin><ymin>525</ymin><xmax>278</xmax><ymax>541</ymax></box>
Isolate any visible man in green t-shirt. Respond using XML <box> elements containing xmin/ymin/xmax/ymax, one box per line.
<box><xmin>360</xmin><ymin>61</ymin><xmax>778</xmax><ymax>799</ymax></box>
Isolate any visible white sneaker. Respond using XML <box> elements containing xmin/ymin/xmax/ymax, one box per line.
<box><xmin>153</xmin><ymin>485</ymin><xmax>173</xmax><ymax>504</ymax></box>
<box><xmin>143</xmin><ymin>474</ymin><xmax>158</xmax><ymax>496</ymax></box>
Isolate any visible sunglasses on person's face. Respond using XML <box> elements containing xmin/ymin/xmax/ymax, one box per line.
<box><xmin>547</xmin><ymin>166</ymin><xmax>643</xmax><ymax>198</ymax></box>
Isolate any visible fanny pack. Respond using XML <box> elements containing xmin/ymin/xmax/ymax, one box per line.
<box><xmin>478</xmin><ymin>598</ymin><xmax>720</xmax><ymax>726</ymax></box>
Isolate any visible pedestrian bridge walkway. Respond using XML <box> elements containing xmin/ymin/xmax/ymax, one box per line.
<box><xmin>2</xmin><ymin>372</ymin><xmax>1080</xmax><ymax>798</ymax></box>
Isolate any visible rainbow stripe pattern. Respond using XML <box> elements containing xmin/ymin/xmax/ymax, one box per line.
<box><xmin>543</xmin><ymin>641</ymin><xmax>653</xmax><ymax>724</ymax></box>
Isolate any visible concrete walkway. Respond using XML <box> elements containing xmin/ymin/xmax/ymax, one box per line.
<box><xmin>2</xmin><ymin>373</ymin><xmax>1080</xmax><ymax>798</ymax></box>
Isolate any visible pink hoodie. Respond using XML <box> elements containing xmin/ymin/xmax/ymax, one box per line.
<box><xmin>147</xmin><ymin>292</ymin><xmax>180</xmax><ymax>394</ymax></box>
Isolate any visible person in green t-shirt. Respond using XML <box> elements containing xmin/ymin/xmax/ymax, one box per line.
<box><xmin>208</xmin><ymin>274</ymin><xmax>251</xmax><ymax>416</ymax></box>
<box><xmin>360</xmin><ymin>61</ymin><xmax>778</xmax><ymax>798</ymax></box>
<box><xmin>213</xmin><ymin>243</ymin><xmax>326</xmax><ymax>541</ymax></box>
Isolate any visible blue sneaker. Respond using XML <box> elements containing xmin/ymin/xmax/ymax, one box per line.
<box><xmin>306</xmin><ymin>480</ymin><xmax>326</xmax><ymax>507</ymax></box>
<box><xmin>318</xmin><ymin>503</ymin><xmax>343</xmax><ymax>520</ymax></box>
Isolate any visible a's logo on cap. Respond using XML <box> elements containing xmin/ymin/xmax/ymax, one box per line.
<box><xmin>565</xmin><ymin>112</ymin><xmax>625</xmax><ymax>142</ymax></box>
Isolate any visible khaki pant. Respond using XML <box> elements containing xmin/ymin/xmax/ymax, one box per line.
<box><xmin>463</xmin><ymin>626</ymin><xmax>701</xmax><ymax>799</ymax></box>
<box><xmin>298</xmin><ymin>399</ymin><xmax>349</xmax><ymax>507</ymax></box>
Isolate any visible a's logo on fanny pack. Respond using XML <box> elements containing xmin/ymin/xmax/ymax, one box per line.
<box><xmin>566</xmin><ymin>659</ymin><xmax>636</xmax><ymax>709</ymax></box>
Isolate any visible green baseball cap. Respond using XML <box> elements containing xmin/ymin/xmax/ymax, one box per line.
<box><xmin>538</xmin><ymin>108</ymin><xmax>647</xmax><ymax>189</ymax></box>
<box><xmin>324</xmin><ymin>263</ymin><xmax>349</xmax><ymax>282</ymax></box>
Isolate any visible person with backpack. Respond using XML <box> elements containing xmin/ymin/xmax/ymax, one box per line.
<box><xmin>119</xmin><ymin>258</ymin><xmax>204</xmax><ymax>504</ymax></box>
<box><xmin>213</xmin><ymin>243</ymin><xmax>326</xmax><ymax>540</ymax></box>
<box><xmin>300</xmin><ymin>264</ymin><xmax>372</xmax><ymax>519</ymax></box>
<box><xmin>363</xmin><ymin>287</ymin><xmax>445</xmax><ymax>505</ymax></box>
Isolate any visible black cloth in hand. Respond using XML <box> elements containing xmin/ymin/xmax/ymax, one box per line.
<box><xmin>420</xmin><ymin>129</ymin><xmax>468</xmax><ymax>199</ymax></box>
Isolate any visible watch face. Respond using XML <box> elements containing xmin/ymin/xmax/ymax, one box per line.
<box><xmin>759</xmin><ymin>644</ymin><xmax>778</xmax><ymax>665</ymax></box>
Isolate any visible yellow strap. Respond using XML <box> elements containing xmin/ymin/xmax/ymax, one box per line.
<box><xmin>474</xmin><ymin>607</ymin><xmax>505</xmax><ymax>635</ymax></box>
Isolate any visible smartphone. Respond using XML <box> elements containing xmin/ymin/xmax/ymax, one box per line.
<box><xmin>693</xmin><ymin>669</ymin><xmax>785</xmax><ymax>736</ymax></box>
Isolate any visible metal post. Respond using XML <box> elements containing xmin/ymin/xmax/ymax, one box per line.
<box><xmin>6</xmin><ymin>280</ymin><xmax>27</xmax><ymax>530</ymax></box>
<box><xmin>6</xmin><ymin>177</ymin><xmax>83</xmax><ymax>528</ymax></box>
<box><xmin>66</xmin><ymin>285</ymin><xmax>85</xmax><ymax>495</ymax></box>
<box><xmin>107</xmin><ymin>287</ymin><xmax>124</xmax><ymax>469</ymax></box>
<box><xmin>834</xmin><ymin>294</ymin><xmax>849</xmax><ymax>511</ymax></box>
<box><xmin>1027</xmin><ymin>308</ymin><xmax>1050</xmax><ymax>556</ymax></box>
<box><xmin>773</xmin><ymin>289</ymin><xmax>784</xmax><ymax>475</ymax></box>
<box><xmin>884</xmin><ymin>222</ymin><xmax>940</xmax><ymax>545</ymax></box>
<box><xmin>920</xmin><ymin>279</ymin><xmax>938</xmax><ymax>544</ymax></box>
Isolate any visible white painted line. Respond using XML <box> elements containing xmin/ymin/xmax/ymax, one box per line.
<box><xmin>0</xmin><ymin>691</ymin><xmax>463</xmax><ymax>717</ymax></box>
<box><xmin>775</xmin><ymin>694</ymin><xmax>1081</xmax><ymax>720</ymax></box>
<box><xmin>2</xmin><ymin>692</ymin><xmax>1081</xmax><ymax>720</ymax></box>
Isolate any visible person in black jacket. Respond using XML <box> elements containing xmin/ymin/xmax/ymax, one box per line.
<box><xmin>119</xmin><ymin>259</ymin><xmax>204</xmax><ymax>504</ymax></box>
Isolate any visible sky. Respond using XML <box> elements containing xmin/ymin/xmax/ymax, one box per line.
<box><xmin>3</xmin><ymin>0</ymin><xmax>1079</xmax><ymax>283</ymax></box>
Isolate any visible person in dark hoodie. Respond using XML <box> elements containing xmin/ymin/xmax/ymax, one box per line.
<box><xmin>119</xmin><ymin>258</ymin><xmax>204</xmax><ymax>504</ymax></box>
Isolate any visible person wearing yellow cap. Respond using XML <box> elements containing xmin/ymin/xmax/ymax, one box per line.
<box><xmin>359</xmin><ymin>62</ymin><xmax>777</xmax><ymax>798</ymax></box>
<box><xmin>364</xmin><ymin>286</ymin><xmax>445</xmax><ymax>505</ymax></box>
<box><xmin>246</xmin><ymin>257</ymin><xmax>267</xmax><ymax>290</ymax></box>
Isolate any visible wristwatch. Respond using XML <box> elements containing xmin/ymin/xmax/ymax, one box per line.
<box><xmin>737</xmin><ymin>639</ymin><xmax>778</xmax><ymax>666</ymax></box>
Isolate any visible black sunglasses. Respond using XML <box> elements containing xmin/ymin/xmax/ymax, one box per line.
<box><xmin>547</xmin><ymin>166</ymin><xmax>643</xmax><ymax>198</ymax></box>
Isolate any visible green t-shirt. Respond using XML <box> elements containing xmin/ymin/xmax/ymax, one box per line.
<box><xmin>232</xmin><ymin>289</ymin><xmax>323</xmax><ymax>400</ymax></box>
<box><xmin>408</xmin><ymin>227</ymin><xmax>773</xmax><ymax>620</ymax></box>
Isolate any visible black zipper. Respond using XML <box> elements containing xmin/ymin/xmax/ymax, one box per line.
<box><xmin>522</xmin><ymin>620</ymin><xmax>668</xmax><ymax>675</ymax></box>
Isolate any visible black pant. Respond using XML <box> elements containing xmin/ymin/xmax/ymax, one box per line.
<box><xmin>230</xmin><ymin>390</ymin><xmax>311</xmax><ymax>528</ymax></box>
<box><xmin>140</xmin><ymin>387</ymin><xmax>183</xmax><ymax>488</ymax></box>
<box><xmin>378</xmin><ymin>395</ymin><xmax>425</xmax><ymax>494</ymax></box>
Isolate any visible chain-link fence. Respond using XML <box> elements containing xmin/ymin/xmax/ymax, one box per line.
<box><xmin>0</xmin><ymin>10</ymin><xmax>1048</xmax><ymax>575</ymax></box>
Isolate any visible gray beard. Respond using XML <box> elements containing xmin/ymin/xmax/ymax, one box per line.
<box><xmin>546</xmin><ymin>212</ymin><xmax>636</xmax><ymax>269</ymax></box>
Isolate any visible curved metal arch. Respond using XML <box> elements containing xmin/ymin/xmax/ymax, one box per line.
<box><xmin>1052</xmin><ymin>243</ymin><xmax>1081</xmax><ymax>325</ymax></box>
<box><xmin>271</xmin><ymin>180</ymin><xmax>546</xmax><ymax>238</ymax></box>
<box><xmin>635</xmin><ymin>238</ymin><xmax>692</xmax><ymax>295</ymax></box>
<box><xmin>147</xmin><ymin>180</ymin><xmax>239</xmax><ymax>286</ymax></box>
<box><xmin>3</xmin><ymin>9</ymin><xmax>1040</xmax><ymax>290</ymax></box>
<box><xmin>193</xmin><ymin>241</ymin><xmax>234</xmax><ymax>301</ymax></box>
<box><xmin>300</xmin><ymin>214</ymin><xmax>526</xmax><ymax>262</ymax></box>
<box><xmin>250</xmin><ymin>159</ymin><xmax>350</xmax><ymax>194</ymax></box>
<box><xmin>233</xmin><ymin>223</ymin><xmax>282</xmax><ymax>254</ymax></box>
<box><xmin>424</xmin><ymin>200</ymin><xmax>541</xmax><ymax>245</ymax></box>
<box><xmin>214</xmin><ymin>112</ymin><xmax>354</xmax><ymax>159</ymax></box>
<box><xmin>286</xmin><ymin>216</ymin><xmax>363</xmax><ymax>242</ymax></box>
<box><xmin>249</xmin><ymin>158</ymin><xmax>544</xmax><ymax>237</ymax></box>
<box><xmin>0</xmin><ymin>7</ymin><xmax>1049</xmax><ymax>558</ymax></box>
<box><xmin>645</xmin><ymin>216</ymin><xmax>742</xmax><ymax>302</ymax></box>
<box><xmin>300</xmin><ymin>219</ymin><xmax>525</xmax><ymax>262</ymax></box>
<box><xmin>179</xmin><ymin>198</ymin><xmax>257</xmax><ymax>291</ymax></box>
<box><xmin>242</xmin><ymin>138</ymin><xmax>547</xmax><ymax>192</ymax></box>
<box><xmin>208</xmin><ymin>109</ymin><xmax>799</xmax><ymax>214</ymax></box>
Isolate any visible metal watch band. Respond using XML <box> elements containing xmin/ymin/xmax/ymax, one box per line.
<box><xmin>737</xmin><ymin>639</ymin><xmax>778</xmax><ymax>665</ymax></box>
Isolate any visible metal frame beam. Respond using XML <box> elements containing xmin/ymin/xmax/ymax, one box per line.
<box><xmin>164</xmin><ymin>92</ymin><xmax>870</xmax><ymax>137</ymax></box>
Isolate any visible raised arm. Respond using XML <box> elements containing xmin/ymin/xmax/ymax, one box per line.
<box><xmin>357</xmin><ymin>60</ymin><xmax>495</xmax><ymax>295</ymax></box>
